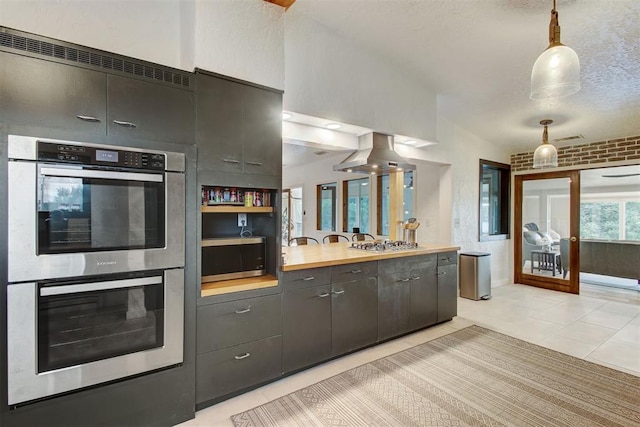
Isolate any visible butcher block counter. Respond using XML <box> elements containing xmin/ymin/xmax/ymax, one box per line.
<box><xmin>282</xmin><ymin>242</ymin><xmax>461</xmax><ymax>271</ymax></box>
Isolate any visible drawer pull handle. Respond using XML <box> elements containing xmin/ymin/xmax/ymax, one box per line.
<box><xmin>235</xmin><ymin>307</ymin><xmax>251</xmax><ymax>314</ymax></box>
<box><xmin>302</xmin><ymin>276</ymin><xmax>315</xmax><ymax>281</ymax></box>
<box><xmin>397</xmin><ymin>278</ymin><xmax>411</xmax><ymax>282</ymax></box>
<box><xmin>76</xmin><ymin>115</ymin><xmax>101</xmax><ymax>122</ymax></box>
<box><xmin>113</xmin><ymin>120</ymin><xmax>137</xmax><ymax>128</ymax></box>
<box><xmin>441</xmin><ymin>257</ymin><xmax>452</xmax><ymax>261</ymax></box>
<box><xmin>411</xmin><ymin>276</ymin><xmax>421</xmax><ymax>280</ymax></box>
<box><xmin>332</xmin><ymin>290</ymin><xmax>345</xmax><ymax>295</ymax></box>
<box><xmin>351</xmin><ymin>269</ymin><xmax>362</xmax><ymax>274</ymax></box>
<box><xmin>245</xmin><ymin>161</ymin><xmax>263</xmax><ymax>166</ymax></box>
<box><xmin>234</xmin><ymin>353</ymin><xmax>251</xmax><ymax>360</ymax></box>
<box><xmin>318</xmin><ymin>292</ymin><xmax>330</xmax><ymax>298</ymax></box>
<box><xmin>222</xmin><ymin>158</ymin><xmax>240</xmax><ymax>164</ymax></box>
<box><xmin>437</xmin><ymin>271</ymin><xmax>447</xmax><ymax>276</ymax></box>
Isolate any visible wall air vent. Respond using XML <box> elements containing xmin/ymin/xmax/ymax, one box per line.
<box><xmin>0</xmin><ymin>28</ymin><xmax>191</xmax><ymax>89</ymax></box>
<box><xmin>553</xmin><ymin>134</ymin><xmax>584</xmax><ymax>144</ymax></box>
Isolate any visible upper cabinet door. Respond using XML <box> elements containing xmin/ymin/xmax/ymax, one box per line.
<box><xmin>196</xmin><ymin>75</ymin><xmax>244</xmax><ymax>173</ymax></box>
<box><xmin>107</xmin><ymin>74</ymin><xmax>194</xmax><ymax>145</ymax></box>
<box><xmin>0</xmin><ymin>52</ymin><xmax>106</xmax><ymax>135</ymax></box>
<box><xmin>242</xmin><ymin>85</ymin><xmax>282</xmax><ymax>177</ymax></box>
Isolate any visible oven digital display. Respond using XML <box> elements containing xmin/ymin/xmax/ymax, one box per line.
<box><xmin>96</xmin><ymin>150</ymin><xmax>119</xmax><ymax>163</ymax></box>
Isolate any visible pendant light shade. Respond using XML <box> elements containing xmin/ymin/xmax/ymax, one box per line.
<box><xmin>530</xmin><ymin>1</ymin><xmax>580</xmax><ymax>100</ymax></box>
<box><xmin>533</xmin><ymin>119</ymin><xmax>558</xmax><ymax>168</ymax></box>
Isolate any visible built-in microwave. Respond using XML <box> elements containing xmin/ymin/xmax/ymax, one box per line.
<box><xmin>201</xmin><ymin>236</ymin><xmax>266</xmax><ymax>282</ymax></box>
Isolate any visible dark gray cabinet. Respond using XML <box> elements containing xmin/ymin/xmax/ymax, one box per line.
<box><xmin>107</xmin><ymin>74</ymin><xmax>194</xmax><ymax>144</ymax></box>
<box><xmin>331</xmin><ymin>277</ymin><xmax>378</xmax><ymax>356</ymax></box>
<box><xmin>377</xmin><ymin>270</ymin><xmax>411</xmax><ymax>341</ymax></box>
<box><xmin>437</xmin><ymin>252</ymin><xmax>458</xmax><ymax>322</ymax></box>
<box><xmin>196</xmin><ymin>336</ymin><xmax>281</xmax><ymax>404</ymax></box>
<box><xmin>409</xmin><ymin>260</ymin><xmax>438</xmax><ymax>331</ymax></box>
<box><xmin>195</xmin><ymin>72</ymin><xmax>282</xmax><ymax>177</ymax></box>
<box><xmin>196</xmin><ymin>293</ymin><xmax>282</xmax><ymax>404</ymax></box>
<box><xmin>0</xmin><ymin>52</ymin><xmax>106</xmax><ymax>134</ymax></box>
<box><xmin>282</xmin><ymin>283</ymin><xmax>332</xmax><ymax>373</ymax></box>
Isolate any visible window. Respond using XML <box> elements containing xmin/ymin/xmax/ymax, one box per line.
<box><xmin>316</xmin><ymin>182</ymin><xmax>337</xmax><ymax>231</ymax></box>
<box><xmin>580</xmin><ymin>198</ymin><xmax>640</xmax><ymax>241</ymax></box>
<box><xmin>479</xmin><ymin>160</ymin><xmax>510</xmax><ymax>241</ymax></box>
<box><xmin>377</xmin><ymin>171</ymin><xmax>414</xmax><ymax>235</ymax></box>
<box><xmin>343</xmin><ymin>177</ymin><xmax>370</xmax><ymax>233</ymax></box>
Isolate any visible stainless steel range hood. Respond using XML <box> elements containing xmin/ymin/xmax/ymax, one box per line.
<box><xmin>333</xmin><ymin>132</ymin><xmax>416</xmax><ymax>174</ymax></box>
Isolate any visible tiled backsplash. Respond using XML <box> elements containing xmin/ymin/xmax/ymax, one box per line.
<box><xmin>510</xmin><ymin>135</ymin><xmax>640</xmax><ymax>172</ymax></box>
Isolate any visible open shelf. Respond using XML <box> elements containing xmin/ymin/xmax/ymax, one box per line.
<box><xmin>201</xmin><ymin>274</ymin><xmax>278</xmax><ymax>297</ymax></box>
<box><xmin>201</xmin><ymin>206</ymin><xmax>274</xmax><ymax>213</ymax></box>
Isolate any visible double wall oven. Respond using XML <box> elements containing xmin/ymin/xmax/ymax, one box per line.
<box><xmin>6</xmin><ymin>135</ymin><xmax>186</xmax><ymax>406</ymax></box>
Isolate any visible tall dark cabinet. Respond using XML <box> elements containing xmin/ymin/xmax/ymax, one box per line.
<box><xmin>194</xmin><ymin>70</ymin><xmax>284</xmax><ymax>408</ymax></box>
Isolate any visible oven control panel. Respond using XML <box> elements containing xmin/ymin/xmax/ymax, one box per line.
<box><xmin>37</xmin><ymin>142</ymin><xmax>166</xmax><ymax>170</ymax></box>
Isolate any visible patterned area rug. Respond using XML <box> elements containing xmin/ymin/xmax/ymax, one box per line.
<box><xmin>232</xmin><ymin>325</ymin><xmax>640</xmax><ymax>427</ymax></box>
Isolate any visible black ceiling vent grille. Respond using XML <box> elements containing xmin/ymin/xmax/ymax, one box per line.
<box><xmin>0</xmin><ymin>30</ymin><xmax>191</xmax><ymax>89</ymax></box>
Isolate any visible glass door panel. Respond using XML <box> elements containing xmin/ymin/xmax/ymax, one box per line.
<box><xmin>515</xmin><ymin>170</ymin><xmax>580</xmax><ymax>293</ymax></box>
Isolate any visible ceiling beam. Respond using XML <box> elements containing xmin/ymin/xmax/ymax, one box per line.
<box><xmin>264</xmin><ymin>0</ymin><xmax>296</xmax><ymax>10</ymax></box>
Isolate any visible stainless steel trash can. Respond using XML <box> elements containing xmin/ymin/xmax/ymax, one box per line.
<box><xmin>459</xmin><ymin>252</ymin><xmax>491</xmax><ymax>300</ymax></box>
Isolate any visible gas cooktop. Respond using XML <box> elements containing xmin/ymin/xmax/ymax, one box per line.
<box><xmin>349</xmin><ymin>240</ymin><xmax>419</xmax><ymax>252</ymax></box>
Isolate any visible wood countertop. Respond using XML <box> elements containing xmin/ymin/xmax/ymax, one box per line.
<box><xmin>282</xmin><ymin>242</ymin><xmax>460</xmax><ymax>271</ymax></box>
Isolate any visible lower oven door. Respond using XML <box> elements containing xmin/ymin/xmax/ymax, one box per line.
<box><xmin>7</xmin><ymin>269</ymin><xmax>184</xmax><ymax>406</ymax></box>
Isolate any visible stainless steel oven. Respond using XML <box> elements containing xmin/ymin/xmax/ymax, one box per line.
<box><xmin>7</xmin><ymin>269</ymin><xmax>184</xmax><ymax>405</ymax></box>
<box><xmin>6</xmin><ymin>135</ymin><xmax>186</xmax><ymax>405</ymax></box>
<box><xmin>7</xmin><ymin>135</ymin><xmax>185</xmax><ymax>282</ymax></box>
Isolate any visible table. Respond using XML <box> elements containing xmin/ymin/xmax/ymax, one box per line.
<box><xmin>531</xmin><ymin>250</ymin><xmax>561</xmax><ymax>276</ymax></box>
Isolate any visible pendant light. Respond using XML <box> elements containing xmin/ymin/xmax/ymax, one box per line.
<box><xmin>533</xmin><ymin>119</ymin><xmax>558</xmax><ymax>168</ymax></box>
<box><xmin>530</xmin><ymin>0</ymin><xmax>580</xmax><ymax>100</ymax></box>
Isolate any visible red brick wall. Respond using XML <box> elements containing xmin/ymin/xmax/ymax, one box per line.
<box><xmin>510</xmin><ymin>135</ymin><xmax>640</xmax><ymax>172</ymax></box>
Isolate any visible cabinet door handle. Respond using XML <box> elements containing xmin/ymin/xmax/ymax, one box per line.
<box><xmin>113</xmin><ymin>120</ymin><xmax>137</xmax><ymax>128</ymax></box>
<box><xmin>332</xmin><ymin>290</ymin><xmax>345</xmax><ymax>295</ymax></box>
<box><xmin>245</xmin><ymin>161</ymin><xmax>263</xmax><ymax>166</ymax></box>
<box><xmin>411</xmin><ymin>276</ymin><xmax>421</xmax><ymax>280</ymax></box>
<box><xmin>76</xmin><ymin>115</ymin><xmax>101</xmax><ymax>123</ymax></box>
<box><xmin>350</xmin><ymin>269</ymin><xmax>362</xmax><ymax>274</ymax></box>
<box><xmin>234</xmin><ymin>353</ymin><xmax>251</xmax><ymax>360</ymax></box>
<box><xmin>317</xmin><ymin>292</ymin><xmax>330</xmax><ymax>298</ymax></box>
<box><xmin>302</xmin><ymin>276</ymin><xmax>315</xmax><ymax>281</ymax></box>
<box><xmin>437</xmin><ymin>271</ymin><xmax>447</xmax><ymax>276</ymax></box>
<box><xmin>234</xmin><ymin>307</ymin><xmax>251</xmax><ymax>314</ymax></box>
<box><xmin>222</xmin><ymin>158</ymin><xmax>240</xmax><ymax>164</ymax></box>
<box><xmin>441</xmin><ymin>257</ymin><xmax>452</xmax><ymax>261</ymax></box>
<box><xmin>397</xmin><ymin>278</ymin><xmax>411</xmax><ymax>282</ymax></box>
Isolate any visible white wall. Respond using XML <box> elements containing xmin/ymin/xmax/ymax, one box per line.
<box><xmin>284</xmin><ymin>9</ymin><xmax>438</xmax><ymax>142</ymax></box>
<box><xmin>0</xmin><ymin>0</ymin><xmax>285</xmax><ymax>89</ymax></box>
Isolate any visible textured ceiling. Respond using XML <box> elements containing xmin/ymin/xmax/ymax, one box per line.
<box><xmin>291</xmin><ymin>0</ymin><xmax>640</xmax><ymax>153</ymax></box>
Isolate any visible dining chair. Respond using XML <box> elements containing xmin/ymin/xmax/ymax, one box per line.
<box><xmin>289</xmin><ymin>236</ymin><xmax>319</xmax><ymax>246</ymax></box>
<box><xmin>322</xmin><ymin>234</ymin><xmax>349</xmax><ymax>243</ymax></box>
<box><xmin>351</xmin><ymin>233</ymin><xmax>376</xmax><ymax>241</ymax></box>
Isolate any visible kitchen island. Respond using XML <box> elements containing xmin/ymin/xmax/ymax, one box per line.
<box><xmin>196</xmin><ymin>241</ymin><xmax>461</xmax><ymax>408</ymax></box>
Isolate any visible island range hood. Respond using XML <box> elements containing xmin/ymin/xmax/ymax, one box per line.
<box><xmin>333</xmin><ymin>132</ymin><xmax>416</xmax><ymax>174</ymax></box>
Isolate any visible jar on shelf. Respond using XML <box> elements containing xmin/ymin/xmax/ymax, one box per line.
<box><xmin>244</xmin><ymin>191</ymin><xmax>254</xmax><ymax>207</ymax></box>
<box><xmin>254</xmin><ymin>190</ymin><xmax>262</xmax><ymax>207</ymax></box>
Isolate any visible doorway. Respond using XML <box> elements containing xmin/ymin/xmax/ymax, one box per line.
<box><xmin>515</xmin><ymin>170</ymin><xmax>580</xmax><ymax>293</ymax></box>
<box><xmin>282</xmin><ymin>186</ymin><xmax>303</xmax><ymax>246</ymax></box>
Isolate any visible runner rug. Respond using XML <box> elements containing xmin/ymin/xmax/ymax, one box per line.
<box><xmin>231</xmin><ymin>325</ymin><xmax>640</xmax><ymax>426</ymax></box>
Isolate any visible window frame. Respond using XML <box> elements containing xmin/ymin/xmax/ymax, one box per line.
<box><xmin>342</xmin><ymin>177</ymin><xmax>370</xmax><ymax>233</ymax></box>
<box><xmin>316</xmin><ymin>182</ymin><xmax>337</xmax><ymax>231</ymax></box>
<box><xmin>479</xmin><ymin>159</ymin><xmax>511</xmax><ymax>242</ymax></box>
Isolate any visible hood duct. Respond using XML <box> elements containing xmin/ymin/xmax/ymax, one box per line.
<box><xmin>333</xmin><ymin>132</ymin><xmax>416</xmax><ymax>175</ymax></box>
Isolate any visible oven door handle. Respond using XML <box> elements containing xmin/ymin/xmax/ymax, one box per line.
<box><xmin>39</xmin><ymin>167</ymin><xmax>164</xmax><ymax>183</ymax></box>
<box><xmin>40</xmin><ymin>276</ymin><xmax>163</xmax><ymax>297</ymax></box>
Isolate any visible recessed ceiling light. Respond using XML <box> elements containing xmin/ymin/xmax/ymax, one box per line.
<box><xmin>282</xmin><ymin>112</ymin><xmax>292</xmax><ymax>120</ymax></box>
<box><xmin>325</xmin><ymin>123</ymin><xmax>342</xmax><ymax>130</ymax></box>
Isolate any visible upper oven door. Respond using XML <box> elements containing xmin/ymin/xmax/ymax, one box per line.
<box><xmin>8</xmin><ymin>159</ymin><xmax>185</xmax><ymax>283</ymax></box>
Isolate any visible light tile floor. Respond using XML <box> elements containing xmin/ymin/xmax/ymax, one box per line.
<box><xmin>180</xmin><ymin>283</ymin><xmax>640</xmax><ymax>426</ymax></box>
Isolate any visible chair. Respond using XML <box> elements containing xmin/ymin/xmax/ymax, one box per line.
<box><xmin>289</xmin><ymin>236</ymin><xmax>319</xmax><ymax>246</ymax></box>
<box><xmin>559</xmin><ymin>237</ymin><xmax>570</xmax><ymax>279</ymax></box>
<box><xmin>522</xmin><ymin>230</ymin><xmax>544</xmax><ymax>267</ymax></box>
<box><xmin>322</xmin><ymin>234</ymin><xmax>349</xmax><ymax>243</ymax></box>
<box><xmin>351</xmin><ymin>233</ymin><xmax>376</xmax><ymax>241</ymax></box>
<box><xmin>524</xmin><ymin>223</ymin><xmax>539</xmax><ymax>232</ymax></box>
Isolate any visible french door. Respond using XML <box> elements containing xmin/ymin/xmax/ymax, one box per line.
<box><xmin>515</xmin><ymin>170</ymin><xmax>580</xmax><ymax>293</ymax></box>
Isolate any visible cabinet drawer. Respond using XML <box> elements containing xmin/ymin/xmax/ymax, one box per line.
<box><xmin>280</xmin><ymin>267</ymin><xmax>331</xmax><ymax>289</ymax></box>
<box><xmin>379</xmin><ymin>254</ymin><xmax>436</xmax><ymax>274</ymax></box>
<box><xmin>331</xmin><ymin>261</ymin><xmax>377</xmax><ymax>283</ymax></box>
<box><xmin>196</xmin><ymin>335</ymin><xmax>282</xmax><ymax>404</ymax></box>
<box><xmin>437</xmin><ymin>251</ymin><xmax>458</xmax><ymax>266</ymax></box>
<box><xmin>197</xmin><ymin>294</ymin><xmax>282</xmax><ymax>354</ymax></box>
